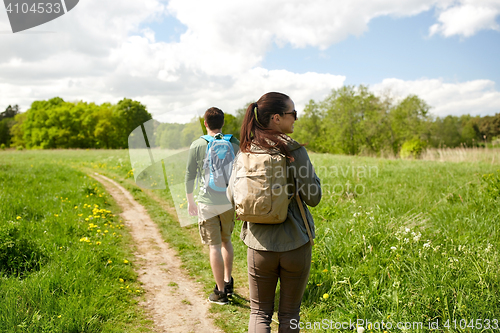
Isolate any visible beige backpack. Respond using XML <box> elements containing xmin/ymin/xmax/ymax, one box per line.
<box><xmin>231</xmin><ymin>150</ymin><xmax>315</xmax><ymax>245</ymax></box>
<box><xmin>232</xmin><ymin>151</ymin><xmax>293</xmax><ymax>224</ymax></box>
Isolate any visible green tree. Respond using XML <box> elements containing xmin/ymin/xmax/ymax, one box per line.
<box><xmin>181</xmin><ymin>117</ymin><xmax>204</xmax><ymax>148</ymax></box>
<box><xmin>113</xmin><ymin>98</ymin><xmax>152</xmax><ymax>148</ymax></box>
<box><xmin>222</xmin><ymin>113</ymin><xmax>241</xmax><ymax>140</ymax></box>
<box><xmin>435</xmin><ymin>116</ymin><xmax>462</xmax><ymax>148</ymax></box>
<box><xmin>0</xmin><ymin>105</ymin><xmax>20</xmax><ymax>121</ymax></box>
<box><xmin>0</xmin><ymin>119</ymin><xmax>12</xmax><ymax>147</ymax></box>
<box><xmin>478</xmin><ymin>113</ymin><xmax>500</xmax><ymax>141</ymax></box>
<box><xmin>459</xmin><ymin>115</ymin><xmax>481</xmax><ymax>147</ymax></box>
<box><xmin>291</xmin><ymin>100</ymin><xmax>324</xmax><ymax>151</ymax></box>
<box><xmin>94</xmin><ymin>104</ymin><xmax>117</xmax><ymax>148</ymax></box>
<box><xmin>388</xmin><ymin>95</ymin><xmax>430</xmax><ymax>155</ymax></box>
<box><xmin>10</xmin><ymin>112</ymin><xmax>27</xmax><ymax>148</ymax></box>
<box><xmin>157</xmin><ymin>123</ymin><xmax>184</xmax><ymax>149</ymax></box>
<box><xmin>0</xmin><ymin>105</ymin><xmax>21</xmax><ymax>147</ymax></box>
<box><xmin>320</xmin><ymin>85</ymin><xmax>386</xmax><ymax>155</ymax></box>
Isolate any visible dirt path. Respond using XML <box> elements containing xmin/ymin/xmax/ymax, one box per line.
<box><xmin>91</xmin><ymin>173</ymin><xmax>223</xmax><ymax>333</ymax></box>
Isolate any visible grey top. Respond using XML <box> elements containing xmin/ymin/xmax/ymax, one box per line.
<box><xmin>226</xmin><ymin>136</ymin><xmax>322</xmax><ymax>252</ymax></box>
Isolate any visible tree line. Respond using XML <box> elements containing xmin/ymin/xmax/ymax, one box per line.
<box><xmin>291</xmin><ymin>86</ymin><xmax>500</xmax><ymax>157</ymax></box>
<box><xmin>0</xmin><ymin>97</ymin><xmax>152</xmax><ymax>149</ymax></box>
<box><xmin>2</xmin><ymin>86</ymin><xmax>500</xmax><ymax>156</ymax></box>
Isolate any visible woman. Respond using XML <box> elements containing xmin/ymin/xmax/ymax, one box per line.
<box><xmin>227</xmin><ymin>92</ymin><xmax>321</xmax><ymax>332</ymax></box>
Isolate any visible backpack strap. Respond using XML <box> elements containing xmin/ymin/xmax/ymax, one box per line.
<box><xmin>223</xmin><ymin>134</ymin><xmax>233</xmax><ymax>142</ymax></box>
<box><xmin>197</xmin><ymin>135</ymin><xmax>214</xmax><ymax>191</ymax></box>
<box><xmin>201</xmin><ymin>135</ymin><xmax>214</xmax><ymax>143</ymax></box>
<box><xmin>295</xmin><ymin>178</ymin><xmax>314</xmax><ymax>246</ymax></box>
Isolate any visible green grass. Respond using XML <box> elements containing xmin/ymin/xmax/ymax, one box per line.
<box><xmin>1</xmin><ymin>149</ymin><xmax>500</xmax><ymax>333</ymax></box>
<box><xmin>301</xmin><ymin>154</ymin><xmax>500</xmax><ymax>332</ymax></box>
<box><xmin>0</xmin><ymin>152</ymin><xmax>152</xmax><ymax>333</ymax></box>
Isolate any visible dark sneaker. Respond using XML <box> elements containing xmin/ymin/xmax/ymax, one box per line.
<box><xmin>208</xmin><ymin>285</ymin><xmax>228</xmax><ymax>305</ymax></box>
<box><xmin>224</xmin><ymin>277</ymin><xmax>234</xmax><ymax>296</ymax></box>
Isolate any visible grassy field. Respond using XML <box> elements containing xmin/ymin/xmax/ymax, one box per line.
<box><xmin>1</xmin><ymin>149</ymin><xmax>499</xmax><ymax>332</ymax></box>
<box><xmin>0</xmin><ymin>151</ymin><xmax>151</xmax><ymax>332</ymax></box>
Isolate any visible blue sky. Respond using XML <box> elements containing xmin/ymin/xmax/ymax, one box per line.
<box><xmin>263</xmin><ymin>13</ymin><xmax>500</xmax><ymax>85</ymax></box>
<box><xmin>1</xmin><ymin>0</ymin><xmax>500</xmax><ymax>121</ymax></box>
<box><xmin>148</xmin><ymin>9</ymin><xmax>500</xmax><ymax>85</ymax></box>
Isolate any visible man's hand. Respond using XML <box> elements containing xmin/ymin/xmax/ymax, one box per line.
<box><xmin>188</xmin><ymin>200</ymin><xmax>198</xmax><ymax>216</ymax></box>
<box><xmin>186</xmin><ymin>192</ymin><xmax>198</xmax><ymax>216</ymax></box>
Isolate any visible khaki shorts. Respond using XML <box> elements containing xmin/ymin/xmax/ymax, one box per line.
<box><xmin>197</xmin><ymin>203</ymin><xmax>235</xmax><ymax>245</ymax></box>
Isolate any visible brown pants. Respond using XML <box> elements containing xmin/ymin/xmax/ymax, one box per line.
<box><xmin>247</xmin><ymin>242</ymin><xmax>312</xmax><ymax>333</ymax></box>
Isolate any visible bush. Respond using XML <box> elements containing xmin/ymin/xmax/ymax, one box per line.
<box><xmin>400</xmin><ymin>138</ymin><xmax>427</xmax><ymax>159</ymax></box>
<box><xmin>0</xmin><ymin>222</ymin><xmax>45</xmax><ymax>276</ymax></box>
<box><xmin>0</xmin><ymin>143</ymin><xmax>5</xmax><ymax>150</ymax></box>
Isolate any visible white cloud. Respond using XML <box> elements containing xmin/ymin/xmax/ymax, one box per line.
<box><xmin>430</xmin><ymin>0</ymin><xmax>500</xmax><ymax>37</ymax></box>
<box><xmin>372</xmin><ymin>78</ymin><xmax>500</xmax><ymax>117</ymax></box>
<box><xmin>0</xmin><ymin>0</ymin><xmax>499</xmax><ymax>122</ymax></box>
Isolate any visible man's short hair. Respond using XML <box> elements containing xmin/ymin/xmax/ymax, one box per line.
<box><xmin>204</xmin><ymin>107</ymin><xmax>224</xmax><ymax>130</ymax></box>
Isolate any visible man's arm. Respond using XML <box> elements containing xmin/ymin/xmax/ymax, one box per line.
<box><xmin>185</xmin><ymin>143</ymin><xmax>199</xmax><ymax>216</ymax></box>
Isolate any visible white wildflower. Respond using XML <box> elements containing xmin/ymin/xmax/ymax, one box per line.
<box><xmin>423</xmin><ymin>241</ymin><xmax>431</xmax><ymax>248</ymax></box>
<box><xmin>391</xmin><ymin>246</ymin><xmax>397</xmax><ymax>251</ymax></box>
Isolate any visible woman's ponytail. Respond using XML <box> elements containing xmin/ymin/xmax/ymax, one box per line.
<box><xmin>239</xmin><ymin>92</ymin><xmax>294</xmax><ymax>160</ymax></box>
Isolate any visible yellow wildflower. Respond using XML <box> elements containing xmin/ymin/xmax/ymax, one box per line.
<box><xmin>323</xmin><ymin>293</ymin><xmax>329</xmax><ymax>299</ymax></box>
<box><xmin>123</xmin><ymin>259</ymin><xmax>129</xmax><ymax>264</ymax></box>
<box><xmin>16</xmin><ymin>216</ymin><xmax>21</xmax><ymax>220</ymax></box>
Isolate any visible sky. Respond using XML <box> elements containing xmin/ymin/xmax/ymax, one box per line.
<box><xmin>1</xmin><ymin>0</ymin><xmax>500</xmax><ymax>123</ymax></box>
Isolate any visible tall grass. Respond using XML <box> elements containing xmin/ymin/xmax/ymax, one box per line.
<box><xmin>421</xmin><ymin>147</ymin><xmax>500</xmax><ymax>164</ymax></box>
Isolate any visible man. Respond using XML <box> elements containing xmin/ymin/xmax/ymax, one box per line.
<box><xmin>185</xmin><ymin>107</ymin><xmax>239</xmax><ymax>305</ymax></box>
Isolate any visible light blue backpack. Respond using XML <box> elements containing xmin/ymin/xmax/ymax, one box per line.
<box><xmin>200</xmin><ymin>133</ymin><xmax>235</xmax><ymax>193</ymax></box>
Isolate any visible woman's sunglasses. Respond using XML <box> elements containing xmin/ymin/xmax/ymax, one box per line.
<box><xmin>283</xmin><ymin>110</ymin><xmax>298</xmax><ymax>120</ymax></box>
